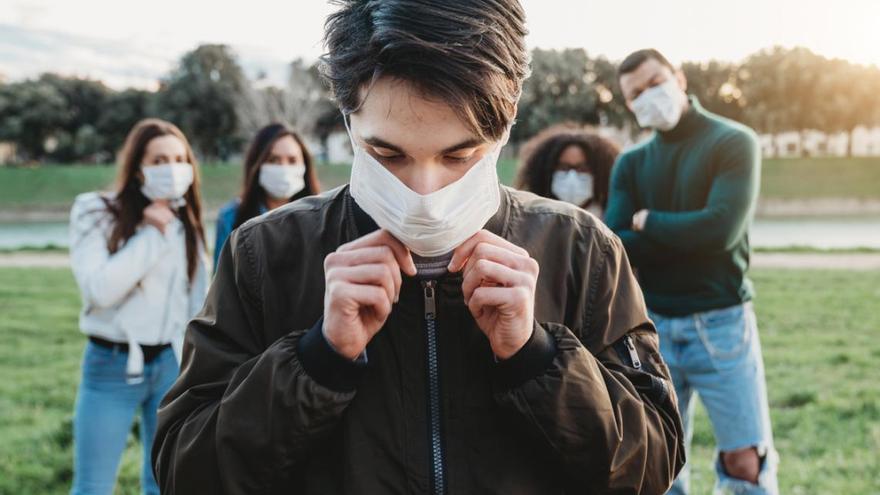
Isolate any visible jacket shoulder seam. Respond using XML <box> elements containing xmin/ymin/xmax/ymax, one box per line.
<box><xmin>584</xmin><ymin>230</ymin><xmax>615</xmax><ymax>337</ymax></box>
<box><xmin>234</xmin><ymin>225</ymin><xmax>264</xmax><ymax>310</ymax></box>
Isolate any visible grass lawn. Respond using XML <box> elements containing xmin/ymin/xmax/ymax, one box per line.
<box><xmin>759</xmin><ymin>157</ymin><xmax>880</xmax><ymax>201</ymax></box>
<box><xmin>0</xmin><ymin>267</ymin><xmax>878</xmax><ymax>494</ymax></box>
<box><xmin>1</xmin><ymin>157</ymin><xmax>878</xmax><ymax>215</ymax></box>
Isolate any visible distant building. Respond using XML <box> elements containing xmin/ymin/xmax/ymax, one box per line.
<box><xmin>851</xmin><ymin>126</ymin><xmax>880</xmax><ymax>156</ymax></box>
<box><xmin>314</xmin><ymin>125</ymin><xmax>880</xmax><ymax>164</ymax></box>
<box><xmin>325</xmin><ymin>131</ymin><xmax>353</xmax><ymax>164</ymax></box>
<box><xmin>760</xmin><ymin>126</ymin><xmax>880</xmax><ymax>158</ymax></box>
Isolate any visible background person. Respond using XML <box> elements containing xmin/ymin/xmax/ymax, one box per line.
<box><xmin>213</xmin><ymin>123</ymin><xmax>320</xmax><ymax>268</ymax></box>
<box><xmin>515</xmin><ymin>123</ymin><xmax>619</xmax><ymax>219</ymax></box>
<box><xmin>68</xmin><ymin>118</ymin><xmax>209</xmax><ymax>495</ymax></box>
<box><xmin>605</xmin><ymin>48</ymin><xmax>777</xmax><ymax>495</ymax></box>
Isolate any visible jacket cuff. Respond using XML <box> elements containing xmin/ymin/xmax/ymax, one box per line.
<box><xmin>297</xmin><ymin>317</ymin><xmax>367</xmax><ymax>392</ymax></box>
<box><xmin>492</xmin><ymin>321</ymin><xmax>557</xmax><ymax>390</ymax></box>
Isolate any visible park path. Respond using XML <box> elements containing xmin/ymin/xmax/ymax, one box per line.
<box><xmin>2</xmin><ymin>252</ymin><xmax>880</xmax><ymax>270</ymax></box>
<box><xmin>750</xmin><ymin>252</ymin><xmax>880</xmax><ymax>270</ymax></box>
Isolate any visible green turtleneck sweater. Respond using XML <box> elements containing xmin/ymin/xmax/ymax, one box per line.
<box><xmin>605</xmin><ymin>97</ymin><xmax>761</xmax><ymax>317</ymax></box>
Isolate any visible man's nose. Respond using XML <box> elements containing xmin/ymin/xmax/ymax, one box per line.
<box><xmin>402</xmin><ymin>162</ymin><xmax>447</xmax><ymax>196</ymax></box>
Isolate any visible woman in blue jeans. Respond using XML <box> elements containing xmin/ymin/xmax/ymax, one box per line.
<box><xmin>68</xmin><ymin>119</ymin><xmax>209</xmax><ymax>495</ymax></box>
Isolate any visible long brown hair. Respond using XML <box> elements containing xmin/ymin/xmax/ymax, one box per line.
<box><xmin>515</xmin><ymin>124</ymin><xmax>620</xmax><ymax>210</ymax></box>
<box><xmin>105</xmin><ymin>118</ymin><xmax>205</xmax><ymax>283</ymax></box>
<box><xmin>233</xmin><ymin>123</ymin><xmax>320</xmax><ymax>229</ymax></box>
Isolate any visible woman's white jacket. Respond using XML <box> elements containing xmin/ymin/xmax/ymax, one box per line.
<box><xmin>69</xmin><ymin>192</ymin><xmax>208</xmax><ymax>381</ymax></box>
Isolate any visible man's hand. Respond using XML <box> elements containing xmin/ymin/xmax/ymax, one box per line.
<box><xmin>448</xmin><ymin>230</ymin><xmax>538</xmax><ymax>360</ymax></box>
<box><xmin>323</xmin><ymin>230</ymin><xmax>417</xmax><ymax>360</ymax></box>
<box><xmin>143</xmin><ymin>200</ymin><xmax>175</xmax><ymax>234</ymax></box>
<box><xmin>632</xmin><ymin>209</ymin><xmax>650</xmax><ymax>232</ymax></box>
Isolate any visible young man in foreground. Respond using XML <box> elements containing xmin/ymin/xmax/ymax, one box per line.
<box><xmin>154</xmin><ymin>2</ymin><xmax>684</xmax><ymax>493</ymax></box>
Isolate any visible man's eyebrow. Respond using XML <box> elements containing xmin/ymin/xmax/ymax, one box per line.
<box><xmin>630</xmin><ymin>78</ymin><xmax>655</xmax><ymax>100</ymax></box>
<box><xmin>363</xmin><ymin>136</ymin><xmax>405</xmax><ymax>154</ymax></box>
<box><xmin>362</xmin><ymin>136</ymin><xmax>486</xmax><ymax>155</ymax></box>
<box><xmin>441</xmin><ymin>138</ymin><xmax>484</xmax><ymax>154</ymax></box>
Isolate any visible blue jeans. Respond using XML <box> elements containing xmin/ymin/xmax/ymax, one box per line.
<box><xmin>650</xmin><ymin>303</ymin><xmax>778</xmax><ymax>495</ymax></box>
<box><xmin>71</xmin><ymin>341</ymin><xmax>179</xmax><ymax>495</ymax></box>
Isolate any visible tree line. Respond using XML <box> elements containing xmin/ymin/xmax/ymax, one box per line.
<box><xmin>1</xmin><ymin>44</ymin><xmax>878</xmax><ymax>163</ymax></box>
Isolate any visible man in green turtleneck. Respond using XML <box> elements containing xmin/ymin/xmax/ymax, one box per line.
<box><xmin>606</xmin><ymin>49</ymin><xmax>778</xmax><ymax>495</ymax></box>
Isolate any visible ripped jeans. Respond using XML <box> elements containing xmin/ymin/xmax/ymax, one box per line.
<box><xmin>650</xmin><ymin>302</ymin><xmax>779</xmax><ymax>495</ymax></box>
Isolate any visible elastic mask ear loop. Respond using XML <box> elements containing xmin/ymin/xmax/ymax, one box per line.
<box><xmin>342</xmin><ymin>111</ymin><xmax>351</xmax><ymax>134</ymax></box>
<box><xmin>341</xmin><ymin>111</ymin><xmax>359</xmax><ymax>152</ymax></box>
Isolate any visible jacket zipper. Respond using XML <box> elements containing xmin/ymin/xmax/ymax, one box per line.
<box><xmin>422</xmin><ymin>280</ymin><xmax>446</xmax><ymax>494</ymax></box>
<box><xmin>624</xmin><ymin>335</ymin><xmax>642</xmax><ymax>369</ymax></box>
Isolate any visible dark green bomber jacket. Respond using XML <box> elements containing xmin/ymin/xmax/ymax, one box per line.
<box><xmin>153</xmin><ymin>184</ymin><xmax>685</xmax><ymax>494</ymax></box>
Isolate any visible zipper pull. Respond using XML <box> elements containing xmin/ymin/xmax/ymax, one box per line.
<box><xmin>624</xmin><ymin>335</ymin><xmax>642</xmax><ymax>369</ymax></box>
<box><xmin>422</xmin><ymin>280</ymin><xmax>436</xmax><ymax>320</ymax></box>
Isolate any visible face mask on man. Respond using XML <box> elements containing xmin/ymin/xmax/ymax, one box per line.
<box><xmin>259</xmin><ymin>163</ymin><xmax>306</xmax><ymax>200</ymax></box>
<box><xmin>631</xmin><ymin>79</ymin><xmax>686</xmax><ymax>131</ymax></box>
<box><xmin>140</xmin><ymin>163</ymin><xmax>193</xmax><ymax>202</ymax></box>
<box><xmin>345</xmin><ymin>116</ymin><xmax>504</xmax><ymax>258</ymax></box>
<box><xmin>551</xmin><ymin>169</ymin><xmax>594</xmax><ymax>206</ymax></box>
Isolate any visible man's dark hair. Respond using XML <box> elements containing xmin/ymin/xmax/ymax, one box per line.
<box><xmin>320</xmin><ymin>0</ymin><xmax>530</xmax><ymax>141</ymax></box>
<box><xmin>618</xmin><ymin>48</ymin><xmax>675</xmax><ymax>78</ymax></box>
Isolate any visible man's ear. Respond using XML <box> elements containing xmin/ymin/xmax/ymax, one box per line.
<box><xmin>676</xmin><ymin>69</ymin><xmax>688</xmax><ymax>92</ymax></box>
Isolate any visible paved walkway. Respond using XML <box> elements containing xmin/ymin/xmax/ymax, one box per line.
<box><xmin>750</xmin><ymin>252</ymin><xmax>880</xmax><ymax>270</ymax></box>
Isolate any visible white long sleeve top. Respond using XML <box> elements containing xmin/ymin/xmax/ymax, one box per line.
<box><xmin>69</xmin><ymin>191</ymin><xmax>208</xmax><ymax>381</ymax></box>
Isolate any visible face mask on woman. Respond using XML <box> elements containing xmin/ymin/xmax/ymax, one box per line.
<box><xmin>551</xmin><ymin>169</ymin><xmax>593</xmax><ymax>206</ymax></box>
<box><xmin>140</xmin><ymin>163</ymin><xmax>193</xmax><ymax>202</ymax></box>
<box><xmin>259</xmin><ymin>163</ymin><xmax>306</xmax><ymax>199</ymax></box>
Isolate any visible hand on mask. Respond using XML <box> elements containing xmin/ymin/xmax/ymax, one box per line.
<box><xmin>323</xmin><ymin>230</ymin><xmax>418</xmax><ymax>360</ymax></box>
<box><xmin>448</xmin><ymin>230</ymin><xmax>538</xmax><ymax>360</ymax></box>
<box><xmin>143</xmin><ymin>201</ymin><xmax>175</xmax><ymax>234</ymax></box>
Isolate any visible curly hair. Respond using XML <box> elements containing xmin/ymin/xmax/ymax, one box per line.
<box><xmin>515</xmin><ymin>124</ymin><xmax>621</xmax><ymax>209</ymax></box>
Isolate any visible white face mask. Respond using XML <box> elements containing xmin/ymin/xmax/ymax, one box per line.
<box><xmin>140</xmin><ymin>162</ymin><xmax>193</xmax><ymax>202</ymax></box>
<box><xmin>259</xmin><ymin>163</ymin><xmax>306</xmax><ymax>200</ymax></box>
<box><xmin>346</xmin><ymin>118</ymin><xmax>503</xmax><ymax>258</ymax></box>
<box><xmin>631</xmin><ymin>79</ymin><xmax>686</xmax><ymax>131</ymax></box>
<box><xmin>551</xmin><ymin>169</ymin><xmax>593</xmax><ymax>206</ymax></box>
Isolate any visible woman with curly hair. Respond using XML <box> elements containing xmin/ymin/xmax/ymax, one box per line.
<box><xmin>515</xmin><ymin>124</ymin><xmax>620</xmax><ymax>219</ymax></box>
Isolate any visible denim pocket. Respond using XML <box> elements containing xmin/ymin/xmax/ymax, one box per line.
<box><xmin>83</xmin><ymin>341</ymin><xmax>116</xmax><ymax>365</ymax></box>
<box><xmin>695</xmin><ymin>305</ymin><xmax>753</xmax><ymax>365</ymax></box>
<box><xmin>82</xmin><ymin>342</ymin><xmax>126</xmax><ymax>380</ymax></box>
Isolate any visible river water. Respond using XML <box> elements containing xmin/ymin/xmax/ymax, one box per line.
<box><xmin>2</xmin><ymin>216</ymin><xmax>879</xmax><ymax>251</ymax></box>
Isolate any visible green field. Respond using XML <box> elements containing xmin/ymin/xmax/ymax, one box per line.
<box><xmin>1</xmin><ymin>157</ymin><xmax>878</xmax><ymax>216</ymax></box>
<box><xmin>0</xmin><ymin>266</ymin><xmax>878</xmax><ymax>494</ymax></box>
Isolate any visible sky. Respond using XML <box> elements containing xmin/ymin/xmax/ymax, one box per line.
<box><xmin>1</xmin><ymin>0</ymin><xmax>878</xmax><ymax>90</ymax></box>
